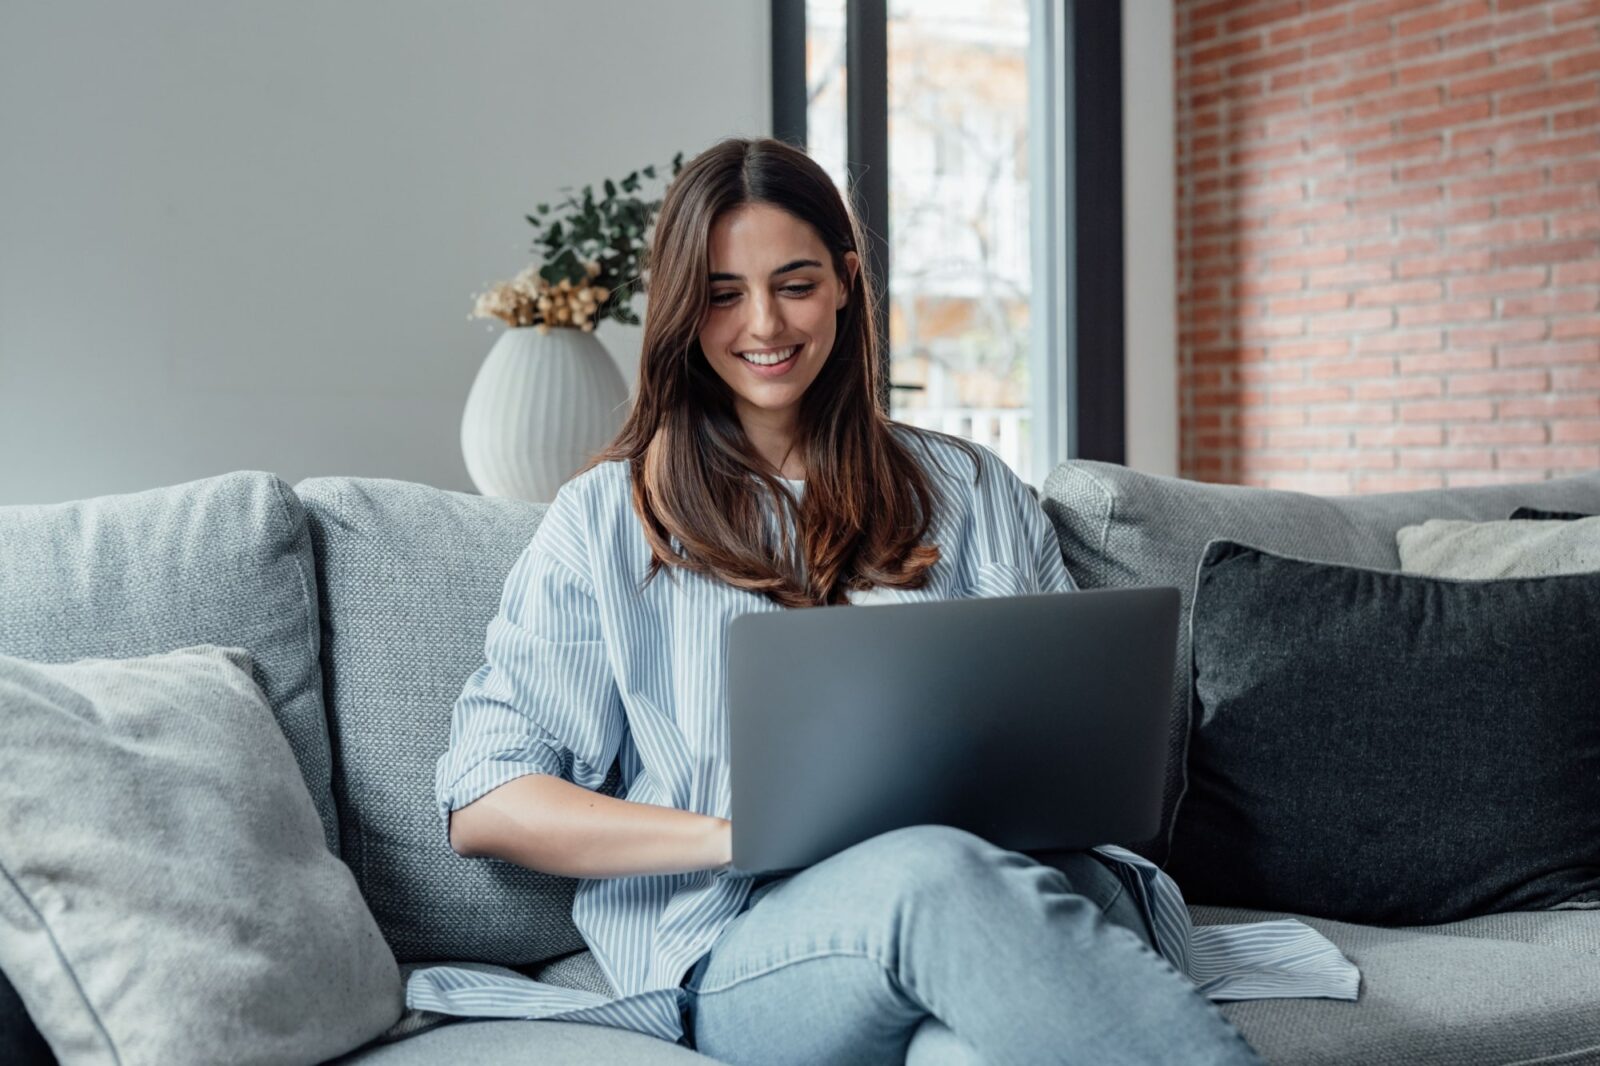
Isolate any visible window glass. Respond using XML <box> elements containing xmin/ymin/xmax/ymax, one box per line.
<box><xmin>804</xmin><ymin>0</ymin><xmax>1034</xmax><ymax>483</ymax></box>
<box><xmin>887</xmin><ymin>0</ymin><xmax>1033</xmax><ymax>483</ymax></box>
<box><xmin>805</xmin><ymin>0</ymin><xmax>848</xmax><ymax>192</ymax></box>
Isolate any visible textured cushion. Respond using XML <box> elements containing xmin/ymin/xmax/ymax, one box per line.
<box><xmin>1167</xmin><ymin>540</ymin><xmax>1600</xmax><ymax>925</ymax></box>
<box><xmin>1195</xmin><ymin>905</ymin><xmax>1600</xmax><ymax>1065</ymax></box>
<box><xmin>1037</xmin><ymin>461</ymin><xmax>1600</xmax><ymax>863</ymax></box>
<box><xmin>293</xmin><ymin>477</ymin><xmax>620</xmax><ymax>965</ymax></box>
<box><xmin>0</xmin><ymin>645</ymin><xmax>401</xmax><ymax>1065</ymax></box>
<box><xmin>1397</xmin><ymin>515</ymin><xmax>1600</xmax><ymax>578</ymax></box>
<box><xmin>0</xmin><ymin>471</ymin><xmax>336</xmax><ymax>854</ymax></box>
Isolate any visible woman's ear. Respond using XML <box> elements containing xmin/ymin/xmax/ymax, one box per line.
<box><xmin>837</xmin><ymin>251</ymin><xmax>861</xmax><ymax>311</ymax></box>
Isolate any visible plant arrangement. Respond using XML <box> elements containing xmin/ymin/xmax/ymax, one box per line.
<box><xmin>470</xmin><ymin>152</ymin><xmax>685</xmax><ymax>333</ymax></box>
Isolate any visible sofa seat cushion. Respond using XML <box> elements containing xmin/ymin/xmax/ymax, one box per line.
<box><xmin>1193</xmin><ymin>905</ymin><xmax>1600</xmax><ymax>1065</ymax></box>
<box><xmin>1038</xmin><ymin>462</ymin><xmax>1600</xmax><ymax>863</ymax></box>
<box><xmin>293</xmin><ymin>476</ymin><xmax>620</xmax><ymax>966</ymax></box>
<box><xmin>361</xmin><ymin>920</ymin><xmax>1600</xmax><ymax>1066</ymax></box>
<box><xmin>329</xmin><ymin>1018</ymin><xmax>716</xmax><ymax>1064</ymax></box>
<box><xmin>0</xmin><ymin>471</ymin><xmax>336</xmax><ymax>854</ymax></box>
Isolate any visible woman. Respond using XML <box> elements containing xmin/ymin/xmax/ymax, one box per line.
<box><xmin>408</xmin><ymin>137</ymin><xmax>1356</xmax><ymax>1063</ymax></box>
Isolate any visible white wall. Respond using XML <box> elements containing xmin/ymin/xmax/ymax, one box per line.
<box><xmin>1122</xmin><ymin>0</ymin><xmax>1179</xmax><ymax>478</ymax></box>
<box><xmin>0</xmin><ymin>2</ymin><xmax>770</xmax><ymax>505</ymax></box>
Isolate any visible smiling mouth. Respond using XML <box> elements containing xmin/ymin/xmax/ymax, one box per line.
<box><xmin>739</xmin><ymin>345</ymin><xmax>801</xmax><ymax>366</ymax></box>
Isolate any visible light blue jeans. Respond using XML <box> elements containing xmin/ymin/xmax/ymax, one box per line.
<box><xmin>678</xmin><ymin>824</ymin><xmax>1264</xmax><ymax>1065</ymax></box>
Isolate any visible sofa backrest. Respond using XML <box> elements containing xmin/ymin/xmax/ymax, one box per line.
<box><xmin>0</xmin><ymin>472</ymin><xmax>338</xmax><ymax>856</ymax></box>
<box><xmin>1039</xmin><ymin>462</ymin><xmax>1600</xmax><ymax>866</ymax></box>
<box><xmin>293</xmin><ymin>475</ymin><xmax>620</xmax><ymax>967</ymax></box>
<box><xmin>12</xmin><ymin>465</ymin><xmax>1595</xmax><ymax>975</ymax></box>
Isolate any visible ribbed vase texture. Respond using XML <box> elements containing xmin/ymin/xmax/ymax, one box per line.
<box><xmin>460</xmin><ymin>326</ymin><xmax>629</xmax><ymax>502</ymax></box>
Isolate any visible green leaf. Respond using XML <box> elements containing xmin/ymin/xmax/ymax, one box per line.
<box><xmin>538</xmin><ymin>203</ymin><xmax>549</xmax><ymax>213</ymax></box>
<box><xmin>603</xmin><ymin>178</ymin><xmax>616</xmax><ymax>198</ymax></box>
<box><xmin>642</xmin><ymin>165</ymin><xmax>656</xmax><ymax>178</ymax></box>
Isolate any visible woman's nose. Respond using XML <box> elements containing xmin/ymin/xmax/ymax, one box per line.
<box><xmin>747</xmin><ymin>292</ymin><xmax>783</xmax><ymax>338</ymax></box>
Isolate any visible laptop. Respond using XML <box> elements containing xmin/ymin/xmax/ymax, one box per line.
<box><xmin>726</xmin><ymin>585</ymin><xmax>1178</xmax><ymax>876</ymax></box>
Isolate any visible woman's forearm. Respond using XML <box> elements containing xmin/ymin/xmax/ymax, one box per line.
<box><xmin>448</xmin><ymin>772</ymin><xmax>733</xmax><ymax>879</ymax></box>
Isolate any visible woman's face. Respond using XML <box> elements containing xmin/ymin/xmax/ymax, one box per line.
<box><xmin>698</xmin><ymin>202</ymin><xmax>860</xmax><ymax>432</ymax></box>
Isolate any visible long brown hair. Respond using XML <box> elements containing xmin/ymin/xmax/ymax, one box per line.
<box><xmin>580</xmin><ymin>136</ymin><xmax>984</xmax><ymax>608</ymax></box>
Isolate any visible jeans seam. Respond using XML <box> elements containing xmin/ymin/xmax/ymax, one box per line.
<box><xmin>694</xmin><ymin>945</ymin><xmax>888</xmax><ymax>998</ymax></box>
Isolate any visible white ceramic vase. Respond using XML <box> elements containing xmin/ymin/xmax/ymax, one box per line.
<box><xmin>460</xmin><ymin>326</ymin><xmax>629</xmax><ymax>502</ymax></box>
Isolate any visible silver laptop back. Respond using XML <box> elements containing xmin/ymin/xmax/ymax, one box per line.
<box><xmin>727</xmin><ymin>586</ymin><xmax>1178</xmax><ymax>875</ymax></box>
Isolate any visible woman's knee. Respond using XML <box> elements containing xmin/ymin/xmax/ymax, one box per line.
<box><xmin>836</xmin><ymin>823</ymin><xmax>1009</xmax><ymax>897</ymax></box>
<box><xmin>835</xmin><ymin>827</ymin><xmax>1135</xmax><ymax>928</ymax></box>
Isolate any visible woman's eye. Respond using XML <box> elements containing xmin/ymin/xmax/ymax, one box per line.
<box><xmin>709</xmin><ymin>284</ymin><xmax>816</xmax><ymax>306</ymax></box>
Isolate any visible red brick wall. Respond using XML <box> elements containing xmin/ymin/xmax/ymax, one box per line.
<box><xmin>1176</xmin><ymin>0</ymin><xmax>1600</xmax><ymax>492</ymax></box>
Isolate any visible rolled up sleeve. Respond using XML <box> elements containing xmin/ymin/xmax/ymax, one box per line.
<box><xmin>434</xmin><ymin>503</ymin><xmax>626</xmax><ymax>841</ymax></box>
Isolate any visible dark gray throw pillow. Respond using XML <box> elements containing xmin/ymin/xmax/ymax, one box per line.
<box><xmin>1165</xmin><ymin>539</ymin><xmax>1600</xmax><ymax>926</ymax></box>
<box><xmin>1510</xmin><ymin>506</ymin><xmax>1596</xmax><ymax>521</ymax></box>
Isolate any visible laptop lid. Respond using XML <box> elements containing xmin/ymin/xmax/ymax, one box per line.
<box><xmin>727</xmin><ymin>586</ymin><xmax>1177</xmax><ymax>876</ymax></box>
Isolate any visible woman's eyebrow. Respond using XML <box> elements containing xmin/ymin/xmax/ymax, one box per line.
<box><xmin>708</xmin><ymin>259</ymin><xmax>822</xmax><ymax>282</ymax></box>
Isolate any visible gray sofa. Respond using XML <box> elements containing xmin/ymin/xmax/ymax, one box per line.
<box><xmin>3</xmin><ymin>459</ymin><xmax>1599</xmax><ymax>1065</ymax></box>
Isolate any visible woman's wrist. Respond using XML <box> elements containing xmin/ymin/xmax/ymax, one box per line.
<box><xmin>713</xmin><ymin>816</ymin><xmax>733</xmax><ymax>871</ymax></box>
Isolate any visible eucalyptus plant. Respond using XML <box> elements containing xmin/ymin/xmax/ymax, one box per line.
<box><xmin>471</xmin><ymin>152</ymin><xmax>686</xmax><ymax>332</ymax></box>
<box><xmin>523</xmin><ymin>151</ymin><xmax>686</xmax><ymax>327</ymax></box>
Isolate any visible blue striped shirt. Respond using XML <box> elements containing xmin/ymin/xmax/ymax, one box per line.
<box><xmin>407</xmin><ymin>426</ymin><xmax>1359</xmax><ymax>1042</ymax></box>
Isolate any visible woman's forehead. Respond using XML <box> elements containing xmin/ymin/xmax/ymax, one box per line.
<box><xmin>707</xmin><ymin>204</ymin><xmax>827</xmax><ymax>272</ymax></box>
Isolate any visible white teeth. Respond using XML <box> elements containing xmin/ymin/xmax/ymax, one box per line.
<box><xmin>739</xmin><ymin>345</ymin><xmax>799</xmax><ymax>366</ymax></box>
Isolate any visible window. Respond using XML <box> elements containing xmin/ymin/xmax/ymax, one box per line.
<box><xmin>774</xmin><ymin>0</ymin><xmax>1127</xmax><ymax>488</ymax></box>
<box><xmin>887</xmin><ymin>0</ymin><xmax>1035</xmax><ymax>482</ymax></box>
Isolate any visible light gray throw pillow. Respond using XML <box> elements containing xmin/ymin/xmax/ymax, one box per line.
<box><xmin>1398</xmin><ymin>516</ymin><xmax>1600</xmax><ymax>578</ymax></box>
<box><xmin>0</xmin><ymin>644</ymin><xmax>401</xmax><ymax>1065</ymax></box>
